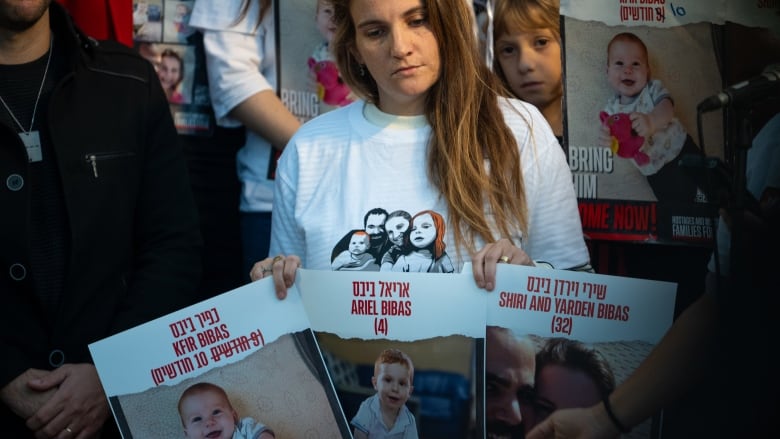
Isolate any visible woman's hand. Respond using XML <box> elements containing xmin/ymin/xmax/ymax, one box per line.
<box><xmin>249</xmin><ymin>254</ymin><xmax>302</xmax><ymax>300</ymax></box>
<box><xmin>471</xmin><ymin>238</ymin><xmax>532</xmax><ymax>291</ymax></box>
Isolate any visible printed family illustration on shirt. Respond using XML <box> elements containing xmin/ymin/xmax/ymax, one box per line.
<box><xmin>330</xmin><ymin>208</ymin><xmax>455</xmax><ymax>273</ymax></box>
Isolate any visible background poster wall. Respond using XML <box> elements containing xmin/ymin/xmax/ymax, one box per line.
<box><xmin>132</xmin><ymin>0</ymin><xmax>215</xmax><ymax>135</ymax></box>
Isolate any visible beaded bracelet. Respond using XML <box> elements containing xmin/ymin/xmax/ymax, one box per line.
<box><xmin>603</xmin><ymin>395</ymin><xmax>631</xmax><ymax>434</ymax></box>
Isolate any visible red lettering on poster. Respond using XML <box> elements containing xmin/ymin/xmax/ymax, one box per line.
<box><xmin>381</xmin><ymin>300</ymin><xmax>412</xmax><ymax>316</ymax></box>
<box><xmin>351</xmin><ymin>299</ymin><xmax>378</xmax><ymax>315</ymax></box>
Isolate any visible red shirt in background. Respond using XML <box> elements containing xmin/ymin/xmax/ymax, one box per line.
<box><xmin>56</xmin><ymin>0</ymin><xmax>133</xmax><ymax>47</ymax></box>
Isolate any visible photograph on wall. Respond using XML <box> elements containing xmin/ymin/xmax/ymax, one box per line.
<box><xmin>278</xmin><ymin>0</ymin><xmax>357</xmax><ymax>124</ymax></box>
<box><xmin>298</xmin><ymin>268</ymin><xmax>486</xmax><ymax>439</ymax></box>
<box><xmin>136</xmin><ymin>42</ymin><xmax>196</xmax><ymax>105</ymax></box>
<box><xmin>89</xmin><ymin>279</ymin><xmax>351</xmax><ymax>438</ymax></box>
<box><xmin>162</xmin><ymin>0</ymin><xmax>197</xmax><ymax>44</ymax></box>
<box><xmin>133</xmin><ymin>0</ymin><xmax>164</xmax><ymax>42</ymax></box>
<box><xmin>133</xmin><ymin>0</ymin><xmax>215</xmax><ymax>135</ymax></box>
<box><xmin>487</xmin><ymin>264</ymin><xmax>677</xmax><ymax>438</ymax></box>
<box><xmin>560</xmin><ymin>0</ymin><xmax>729</xmax><ymax>244</ymax></box>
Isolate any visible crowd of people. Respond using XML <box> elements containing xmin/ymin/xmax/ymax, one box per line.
<box><xmin>2</xmin><ymin>0</ymin><xmax>776</xmax><ymax>438</ymax></box>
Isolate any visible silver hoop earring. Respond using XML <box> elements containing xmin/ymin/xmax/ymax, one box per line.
<box><xmin>359</xmin><ymin>64</ymin><xmax>366</xmax><ymax>77</ymax></box>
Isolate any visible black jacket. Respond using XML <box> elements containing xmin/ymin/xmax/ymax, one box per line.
<box><xmin>0</xmin><ymin>3</ymin><xmax>202</xmax><ymax>430</ymax></box>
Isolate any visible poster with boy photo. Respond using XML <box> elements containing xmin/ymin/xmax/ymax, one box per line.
<box><xmin>487</xmin><ymin>263</ymin><xmax>677</xmax><ymax>438</ymax></box>
<box><xmin>89</xmin><ymin>279</ymin><xmax>351</xmax><ymax>438</ymax></box>
<box><xmin>297</xmin><ymin>268</ymin><xmax>486</xmax><ymax>439</ymax></box>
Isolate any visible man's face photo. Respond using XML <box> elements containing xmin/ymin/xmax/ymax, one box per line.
<box><xmin>486</xmin><ymin>327</ymin><xmax>536</xmax><ymax>439</ymax></box>
<box><xmin>365</xmin><ymin>213</ymin><xmax>387</xmax><ymax>246</ymax></box>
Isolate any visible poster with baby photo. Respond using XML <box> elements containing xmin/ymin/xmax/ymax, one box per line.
<box><xmin>487</xmin><ymin>264</ymin><xmax>676</xmax><ymax>438</ymax></box>
<box><xmin>297</xmin><ymin>268</ymin><xmax>486</xmax><ymax>439</ymax></box>
<box><xmin>89</xmin><ymin>279</ymin><xmax>351</xmax><ymax>438</ymax></box>
<box><xmin>559</xmin><ymin>0</ymin><xmax>738</xmax><ymax>244</ymax></box>
<box><xmin>278</xmin><ymin>0</ymin><xmax>357</xmax><ymax>124</ymax></box>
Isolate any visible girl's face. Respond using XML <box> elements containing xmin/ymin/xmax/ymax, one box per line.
<box><xmin>180</xmin><ymin>391</ymin><xmax>237</xmax><ymax>439</ymax></box>
<box><xmin>158</xmin><ymin>55</ymin><xmax>182</xmax><ymax>90</ymax></box>
<box><xmin>496</xmin><ymin>27</ymin><xmax>562</xmax><ymax>111</ymax></box>
<box><xmin>409</xmin><ymin>213</ymin><xmax>436</xmax><ymax>249</ymax></box>
<box><xmin>372</xmin><ymin>363</ymin><xmax>413</xmax><ymax>411</ymax></box>
<box><xmin>350</xmin><ymin>0</ymin><xmax>441</xmax><ymax>115</ymax></box>
<box><xmin>316</xmin><ymin>0</ymin><xmax>337</xmax><ymax>42</ymax></box>
<box><xmin>607</xmin><ymin>40</ymin><xmax>649</xmax><ymax>98</ymax></box>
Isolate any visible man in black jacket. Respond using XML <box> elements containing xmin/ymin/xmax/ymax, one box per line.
<box><xmin>0</xmin><ymin>1</ymin><xmax>203</xmax><ymax>437</ymax></box>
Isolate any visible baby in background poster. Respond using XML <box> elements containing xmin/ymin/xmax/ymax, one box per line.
<box><xmin>308</xmin><ymin>0</ymin><xmax>354</xmax><ymax>107</ymax></box>
<box><xmin>599</xmin><ymin>31</ymin><xmax>703</xmax><ymax>204</ymax></box>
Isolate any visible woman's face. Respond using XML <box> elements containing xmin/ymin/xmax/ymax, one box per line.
<box><xmin>495</xmin><ymin>26</ymin><xmax>562</xmax><ymax>111</ymax></box>
<box><xmin>409</xmin><ymin>213</ymin><xmax>436</xmax><ymax>249</ymax></box>
<box><xmin>350</xmin><ymin>0</ymin><xmax>441</xmax><ymax>115</ymax></box>
<box><xmin>158</xmin><ymin>55</ymin><xmax>182</xmax><ymax>90</ymax></box>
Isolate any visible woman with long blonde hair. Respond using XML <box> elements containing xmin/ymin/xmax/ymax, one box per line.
<box><xmin>252</xmin><ymin>0</ymin><xmax>590</xmax><ymax>297</ymax></box>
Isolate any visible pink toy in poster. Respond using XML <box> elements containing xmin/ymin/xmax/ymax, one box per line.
<box><xmin>308</xmin><ymin>57</ymin><xmax>353</xmax><ymax>107</ymax></box>
<box><xmin>600</xmin><ymin>111</ymin><xmax>649</xmax><ymax>166</ymax></box>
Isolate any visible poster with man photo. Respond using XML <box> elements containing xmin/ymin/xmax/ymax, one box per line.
<box><xmin>278</xmin><ymin>0</ymin><xmax>357</xmax><ymax>124</ymax></box>
<box><xmin>297</xmin><ymin>268</ymin><xmax>487</xmax><ymax>439</ymax></box>
<box><xmin>559</xmin><ymin>0</ymin><xmax>736</xmax><ymax>244</ymax></box>
<box><xmin>89</xmin><ymin>279</ymin><xmax>351</xmax><ymax>438</ymax></box>
<box><xmin>487</xmin><ymin>264</ymin><xmax>676</xmax><ymax>438</ymax></box>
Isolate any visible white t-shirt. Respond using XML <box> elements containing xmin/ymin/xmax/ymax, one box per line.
<box><xmin>269</xmin><ymin>98</ymin><xmax>589</xmax><ymax>272</ymax></box>
<box><xmin>190</xmin><ymin>0</ymin><xmax>277</xmax><ymax>212</ymax></box>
